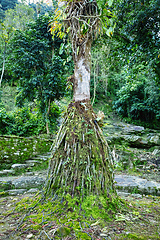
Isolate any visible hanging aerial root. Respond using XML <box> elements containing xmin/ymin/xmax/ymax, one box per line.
<box><xmin>11</xmin><ymin>102</ymin><xmax>126</xmax><ymax>238</ymax></box>
<box><xmin>44</xmin><ymin>100</ymin><xmax>116</xmax><ymax>200</ymax></box>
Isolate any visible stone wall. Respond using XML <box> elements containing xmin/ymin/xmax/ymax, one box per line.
<box><xmin>0</xmin><ymin>135</ymin><xmax>53</xmax><ymax>169</ymax></box>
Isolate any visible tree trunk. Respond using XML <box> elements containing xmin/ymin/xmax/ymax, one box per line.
<box><xmin>0</xmin><ymin>42</ymin><xmax>7</xmax><ymax>87</ymax></box>
<box><xmin>44</xmin><ymin>101</ymin><xmax>115</xmax><ymax>199</ymax></box>
<box><xmin>46</xmin><ymin>99</ymin><xmax>51</xmax><ymax>134</ymax></box>
<box><xmin>44</xmin><ymin>33</ymin><xmax>116</xmax><ymax>202</ymax></box>
<box><xmin>73</xmin><ymin>40</ymin><xmax>91</xmax><ymax>102</ymax></box>
<box><xmin>44</xmin><ymin>40</ymin><xmax>116</xmax><ymax>198</ymax></box>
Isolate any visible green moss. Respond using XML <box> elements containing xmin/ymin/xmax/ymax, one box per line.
<box><xmin>56</xmin><ymin>227</ymin><xmax>71</xmax><ymax>237</ymax></box>
<box><xmin>118</xmin><ymin>233</ymin><xmax>160</xmax><ymax>240</ymax></box>
<box><xmin>75</xmin><ymin>232</ymin><xmax>91</xmax><ymax>239</ymax></box>
<box><xmin>0</xmin><ymin>136</ymin><xmax>52</xmax><ymax>170</ymax></box>
<box><xmin>0</xmin><ymin>191</ymin><xmax>8</xmax><ymax>197</ymax></box>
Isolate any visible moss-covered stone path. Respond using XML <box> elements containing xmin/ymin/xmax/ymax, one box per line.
<box><xmin>0</xmin><ymin>170</ymin><xmax>160</xmax><ymax>197</ymax></box>
<box><xmin>0</xmin><ymin>192</ymin><xmax>160</xmax><ymax>239</ymax></box>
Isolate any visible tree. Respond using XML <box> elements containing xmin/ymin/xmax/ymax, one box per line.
<box><xmin>0</xmin><ymin>0</ymin><xmax>18</xmax><ymax>19</ymax></box>
<box><xmin>9</xmin><ymin>14</ymin><xmax>69</xmax><ymax>134</ymax></box>
<box><xmin>114</xmin><ymin>0</ymin><xmax>160</xmax><ymax>81</ymax></box>
<box><xmin>44</xmin><ymin>0</ymin><xmax>117</xmax><ymax>204</ymax></box>
<box><xmin>0</xmin><ymin>3</ymin><xmax>35</xmax><ymax>86</ymax></box>
<box><xmin>0</xmin><ymin>21</ymin><xmax>12</xmax><ymax>87</ymax></box>
<box><xmin>11</xmin><ymin>2</ymin><xmax>123</xmax><ymax>237</ymax></box>
<box><xmin>104</xmin><ymin>0</ymin><xmax>160</xmax><ymax>128</ymax></box>
<box><xmin>113</xmin><ymin>63</ymin><xmax>160</xmax><ymax>128</ymax></box>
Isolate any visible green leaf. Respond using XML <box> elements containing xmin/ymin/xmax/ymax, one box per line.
<box><xmin>108</xmin><ymin>0</ymin><xmax>113</xmax><ymax>7</ymax></box>
<box><xmin>59</xmin><ymin>43</ymin><xmax>64</xmax><ymax>55</ymax></box>
<box><xmin>106</xmin><ymin>27</ymin><xmax>113</xmax><ymax>37</ymax></box>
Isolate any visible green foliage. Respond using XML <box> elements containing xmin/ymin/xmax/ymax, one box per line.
<box><xmin>0</xmin><ymin>0</ymin><xmax>18</xmax><ymax>20</ymax></box>
<box><xmin>0</xmin><ymin>3</ymin><xmax>35</xmax><ymax>86</ymax></box>
<box><xmin>9</xmin><ymin>107</ymin><xmax>45</xmax><ymax>136</ymax></box>
<box><xmin>7</xmin><ymin>14</ymin><xmax>72</xmax><ymax>133</ymax></box>
<box><xmin>0</xmin><ymin>104</ymin><xmax>60</xmax><ymax>136</ymax></box>
<box><xmin>113</xmin><ymin>64</ymin><xmax>160</xmax><ymax>128</ymax></box>
<box><xmin>0</xmin><ymin>85</ymin><xmax>17</xmax><ymax>112</ymax></box>
<box><xmin>0</xmin><ymin>107</ymin><xmax>12</xmax><ymax>134</ymax></box>
<box><xmin>114</xmin><ymin>0</ymin><xmax>160</xmax><ymax>80</ymax></box>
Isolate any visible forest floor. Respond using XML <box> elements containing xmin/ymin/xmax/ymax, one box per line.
<box><xmin>0</xmin><ymin>192</ymin><xmax>160</xmax><ymax>240</ymax></box>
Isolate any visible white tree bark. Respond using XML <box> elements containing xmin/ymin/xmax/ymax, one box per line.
<box><xmin>73</xmin><ymin>40</ymin><xmax>91</xmax><ymax>102</ymax></box>
<box><xmin>0</xmin><ymin>42</ymin><xmax>7</xmax><ymax>87</ymax></box>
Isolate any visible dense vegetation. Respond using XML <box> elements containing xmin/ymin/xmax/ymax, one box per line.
<box><xmin>0</xmin><ymin>0</ymin><xmax>160</xmax><ymax>136</ymax></box>
<box><xmin>91</xmin><ymin>0</ymin><xmax>160</xmax><ymax>128</ymax></box>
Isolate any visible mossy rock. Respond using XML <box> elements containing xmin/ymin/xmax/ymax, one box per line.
<box><xmin>55</xmin><ymin>227</ymin><xmax>71</xmax><ymax>237</ymax></box>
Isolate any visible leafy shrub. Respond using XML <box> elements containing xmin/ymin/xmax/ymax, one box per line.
<box><xmin>0</xmin><ymin>104</ymin><xmax>60</xmax><ymax>136</ymax></box>
<box><xmin>0</xmin><ymin>108</ymin><xmax>13</xmax><ymax>134</ymax></box>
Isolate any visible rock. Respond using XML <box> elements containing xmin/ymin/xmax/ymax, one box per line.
<box><xmin>33</xmin><ymin>155</ymin><xmax>50</xmax><ymax>161</ymax></box>
<box><xmin>117</xmin><ymin>191</ymin><xmax>131</xmax><ymax>197</ymax></box>
<box><xmin>1</xmin><ymin>172</ymin><xmax>160</xmax><ymax>196</ymax></box>
<box><xmin>139</xmin><ymin>158</ymin><xmax>147</xmax><ymax>163</ymax></box>
<box><xmin>3</xmin><ymin>169</ymin><xmax>15</xmax><ymax>174</ymax></box>
<box><xmin>118</xmin><ymin>191</ymin><xmax>143</xmax><ymax>198</ymax></box>
<box><xmin>26</xmin><ymin>234</ymin><xmax>33</xmax><ymax>239</ymax></box>
<box><xmin>27</xmin><ymin>188</ymin><xmax>39</xmax><ymax>193</ymax></box>
<box><xmin>114</xmin><ymin>174</ymin><xmax>160</xmax><ymax>196</ymax></box>
<box><xmin>136</xmin><ymin>165</ymin><xmax>144</xmax><ymax>169</ymax></box>
<box><xmin>25</xmin><ymin>172</ymin><xmax>34</xmax><ymax>176</ymax></box>
<box><xmin>0</xmin><ymin>171</ymin><xmax>8</xmax><ymax>176</ymax></box>
<box><xmin>131</xmin><ymin>193</ymin><xmax>142</xmax><ymax>198</ymax></box>
<box><xmin>0</xmin><ymin>180</ymin><xmax>12</xmax><ymax>190</ymax></box>
<box><xmin>25</xmin><ymin>160</ymin><xmax>41</xmax><ymax>164</ymax></box>
<box><xmin>100</xmin><ymin>233</ymin><xmax>108</xmax><ymax>237</ymax></box>
<box><xmin>8</xmin><ymin>189</ymin><xmax>26</xmax><ymax>195</ymax></box>
<box><xmin>121</xmin><ymin>124</ymin><xmax>144</xmax><ymax>133</ymax></box>
<box><xmin>122</xmin><ymin>135</ymin><xmax>146</xmax><ymax>146</ymax></box>
<box><xmin>103</xmin><ymin>119</ymin><xmax>160</xmax><ymax>148</ymax></box>
<box><xmin>12</xmin><ymin>176</ymin><xmax>45</xmax><ymax>189</ymax></box>
<box><xmin>149</xmin><ymin>135</ymin><xmax>160</xmax><ymax>145</ymax></box>
<box><xmin>11</xmin><ymin>164</ymin><xmax>28</xmax><ymax>169</ymax></box>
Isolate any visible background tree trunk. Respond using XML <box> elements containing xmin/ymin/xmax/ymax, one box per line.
<box><xmin>0</xmin><ymin>41</ymin><xmax>7</xmax><ymax>87</ymax></box>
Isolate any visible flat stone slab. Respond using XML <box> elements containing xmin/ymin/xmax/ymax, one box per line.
<box><xmin>0</xmin><ymin>174</ymin><xmax>160</xmax><ymax>196</ymax></box>
<box><xmin>3</xmin><ymin>170</ymin><xmax>15</xmax><ymax>174</ymax></box>
<box><xmin>11</xmin><ymin>164</ymin><xmax>28</xmax><ymax>169</ymax></box>
<box><xmin>114</xmin><ymin>174</ymin><xmax>160</xmax><ymax>196</ymax></box>
<box><xmin>27</xmin><ymin>188</ymin><xmax>39</xmax><ymax>194</ymax></box>
<box><xmin>8</xmin><ymin>189</ymin><xmax>27</xmax><ymax>196</ymax></box>
<box><xmin>25</xmin><ymin>160</ymin><xmax>41</xmax><ymax>164</ymax></box>
<box><xmin>12</xmin><ymin>176</ymin><xmax>45</xmax><ymax>189</ymax></box>
<box><xmin>32</xmin><ymin>154</ymin><xmax>51</xmax><ymax>161</ymax></box>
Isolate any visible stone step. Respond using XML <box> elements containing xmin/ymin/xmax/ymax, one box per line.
<box><xmin>32</xmin><ymin>153</ymin><xmax>51</xmax><ymax>161</ymax></box>
<box><xmin>0</xmin><ymin>173</ymin><xmax>160</xmax><ymax>196</ymax></box>
<box><xmin>0</xmin><ymin>152</ymin><xmax>51</xmax><ymax>177</ymax></box>
<box><xmin>114</xmin><ymin>174</ymin><xmax>160</xmax><ymax>196</ymax></box>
